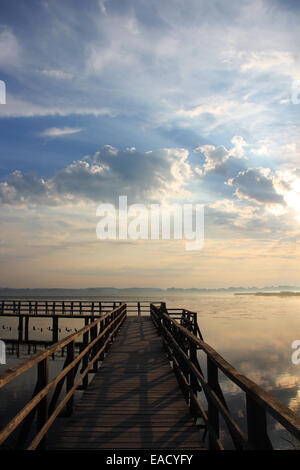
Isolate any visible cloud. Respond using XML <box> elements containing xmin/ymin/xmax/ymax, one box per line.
<box><xmin>227</xmin><ymin>168</ymin><xmax>285</xmax><ymax>205</ymax></box>
<box><xmin>0</xmin><ymin>171</ymin><xmax>51</xmax><ymax>205</ymax></box>
<box><xmin>39</xmin><ymin>69</ymin><xmax>73</xmax><ymax>79</ymax></box>
<box><xmin>0</xmin><ymin>96</ymin><xmax>115</xmax><ymax>118</ymax></box>
<box><xmin>0</xmin><ymin>145</ymin><xmax>192</xmax><ymax>206</ymax></box>
<box><xmin>174</xmin><ymin>98</ymin><xmax>267</xmax><ymax>133</ymax></box>
<box><xmin>194</xmin><ymin>136</ymin><xmax>248</xmax><ymax>176</ymax></box>
<box><xmin>38</xmin><ymin>127</ymin><xmax>84</xmax><ymax>138</ymax></box>
<box><xmin>0</xmin><ymin>27</ymin><xmax>20</xmax><ymax>69</ymax></box>
<box><xmin>240</xmin><ymin>51</ymin><xmax>295</xmax><ymax>74</ymax></box>
<box><xmin>208</xmin><ymin>198</ymin><xmax>260</xmax><ymax>228</ymax></box>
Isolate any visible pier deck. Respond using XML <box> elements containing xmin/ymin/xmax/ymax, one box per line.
<box><xmin>1</xmin><ymin>302</ymin><xmax>299</xmax><ymax>450</ymax></box>
<box><xmin>52</xmin><ymin>316</ymin><xmax>205</xmax><ymax>449</ymax></box>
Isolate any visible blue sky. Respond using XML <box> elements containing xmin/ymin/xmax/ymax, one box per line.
<box><xmin>0</xmin><ymin>0</ymin><xmax>299</xmax><ymax>288</ymax></box>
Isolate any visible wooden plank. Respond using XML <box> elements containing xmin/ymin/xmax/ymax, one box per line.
<box><xmin>51</xmin><ymin>317</ymin><xmax>204</xmax><ymax>450</ymax></box>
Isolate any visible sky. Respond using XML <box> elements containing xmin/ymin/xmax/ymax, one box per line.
<box><xmin>0</xmin><ymin>0</ymin><xmax>299</xmax><ymax>288</ymax></box>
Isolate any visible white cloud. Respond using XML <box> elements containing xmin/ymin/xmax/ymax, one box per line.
<box><xmin>273</xmin><ymin>169</ymin><xmax>300</xmax><ymax>222</ymax></box>
<box><xmin>227</xmin><ymin>167</ymin><xmax>285</xmax><ymax>205</ymax></box>
<box><xmin>208</xmin><ymin>198</ymin><xmax>260</xmax><ymax>228</ymax></box>
<box><xmin>176</xmin><ymin>101</ymin><xmax>240</xmax><ymax>119</ymax></box>
<box><xmin>40</xmin><ymin>69</ymin><xmax>73</xmax><ymax>79</ymax></box>
<box><xmin>0</xmin><ymin>96</ymin><xmax>115</xmax><ymax>118</ymax></box>
<box><xmin>195</xmin><ymin>136</ymin><xmax>247</xmax><ymax>175</ymax></box>
<box><xmin>0</xmin><ymin>27</ymin><xmax>21</xmax><ymax>69</ymax></box>
<box><xmin>0</xmin><ymin>145</ymin><xmax>193</xmax><ymax>207</ymax></box>
<box><xmin>39</xmin><ymin>127</ymin><xmax>84</xmax><ymax>138</ymax></box>
<box><xmin>240</xmin><ymin>51</ymin><xmax>294</xmax><ymax>74</ymax></box>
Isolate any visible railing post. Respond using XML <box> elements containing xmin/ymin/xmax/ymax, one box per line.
<box><xmin>99</xmin><ymin>318</ymin><xmax>105</xmax><ymax>361</ymax></box>
<box><xmin>207</xmin><ymin>356</ymin><xmax>220</xmax><ymax>449</ymax></box>
<box><xmin>91</xmin><ymin>323</ymin><xmax>98</xmax><ymax>372</ymax></box>
<box><xmin>81</xmin><ymin>330</ymin><xmax>89</xmax><ymax>389</ymax></box>
<box><xmin>18</xmin><ymin>316</ymin><xmax>23</xmax><ymax>342</ymax></box>
<box><xmin>36</xmin><ymin>357</ymin><xmax>48</xmax><ymax>449</ymax></box>
<box><xmin>246</xmin><ymin>394</ymin><xmax>273</xmax><ymax>449</ymax></box>
<box><xmin>66</xmin><ymin>341</ymin><xmax>75</xmax><ymax>416</ymax></box>
<box><xmin>189</xmin><ymin>338</ymin><xmax>200</xmax><ymax>418</ymax></box>
<box><xmin>25</xmin><ymin>316</ymin><xmax>29</xmax><ymax>342</ymax></box>
<box><xmin>104</xmin><ymin>316</ymin><xmax>109</xmax><ymax>354</ymax></box>
<box><xmin>52</xmin><ymin>316</ymin><xmax>58</xmax><ymax>343</ymax></box>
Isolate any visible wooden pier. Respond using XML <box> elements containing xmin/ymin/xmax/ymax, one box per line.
<box><xmin>0</xmin><ymin>300</ymin><xmax>148</xmax><ymax>343</ymax></box>
<box><xmin>53</xmin><ymin>316</ymin><xmax>204</xmax><ymax>449</ymax></box>
<box><xmin>0</xmin><ymin>301</ymin><xmax>300</xmax><ymax>450</ymax></box>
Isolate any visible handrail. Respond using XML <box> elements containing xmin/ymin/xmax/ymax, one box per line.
<box><xmin>0</xmin><ymin>299</ymin><xmax>151</xmax><ymax>316</ymax></box>
<box><xmin>150</xmin><ymin>302</ymin><xmax>300</xmax><ymax>450</ymax></box>
<box><xmin>0</xmin><ymin>303</ymin><xmax>127</xmax><ymax>449</ymax></box>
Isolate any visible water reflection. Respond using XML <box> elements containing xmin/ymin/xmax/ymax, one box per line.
<box><xmin>0</xmin><ymin>293</ymin><xmax>299</xmax><ymax>449</ymax></box>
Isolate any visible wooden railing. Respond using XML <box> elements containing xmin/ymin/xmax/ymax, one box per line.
<box><xmin>0</xmin><ymin>299</ymin><xmax>149</xmax><ymax>317</ymax></box>
<box><xmin>0</xmin><ymin>303</ymin><xmax>127</xmax><ymax>450</ymax></box>
<box><xmin>0</xmin><ymin>299</ymin><xmax>149</xmax><ymax>343</ymax></box>
<box><xmin>150</xmin><ymin>303</ymin><xmax>300</xmax><ymax>450</ymax></box>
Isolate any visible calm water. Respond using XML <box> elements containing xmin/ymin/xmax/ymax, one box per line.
<box><xmin>0</xmin><ymin>293</ymin><xmax>299</xmax><ymax>449</ymax></box>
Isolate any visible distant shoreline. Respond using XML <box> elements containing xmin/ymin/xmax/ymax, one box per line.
<box><xmin>235</xmin><ymin>292</ymin><xmax>300</xmax><ymax>296</ymax></box>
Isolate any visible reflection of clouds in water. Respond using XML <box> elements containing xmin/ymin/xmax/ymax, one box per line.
<box><xmin>275</xmin><ymin>373</ymin><xmax>299</xmax><ymax>390</ymax></box>
<box><xmin>218</xmin><ymin>377</ymin><xmax>241</xmax><ymax>396</ymax></box>
<box><xmin>183</xmin><ymin>293</ymin><xmax>300</xmax><ymax>427</ymax></box>
<box><xmin>1</xmin><ymin>293</ymin><xmax>299</xmax><ymax>448</ymax></box>
<box><xmin>288</xmin><ymin>389</ymin><xmax>300</xmax><ymax>413</ymax></box>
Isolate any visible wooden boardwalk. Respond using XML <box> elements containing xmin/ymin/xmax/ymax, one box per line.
<box><xmin>52</xmin><ymin>316</ymin><xmax>205</xmax><ymax>450</ymax></box>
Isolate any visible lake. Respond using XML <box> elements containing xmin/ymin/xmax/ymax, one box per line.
<box><xmin>0</xmin><ymin>293</ymin><xmax>299</xmax><ymax>449</ymax></box>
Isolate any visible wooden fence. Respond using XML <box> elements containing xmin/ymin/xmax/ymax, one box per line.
<box><xmin>0</xmin><ymin>300</ymin><xmax>151</xmax><ymax>343</ymax></box>
<box><xmin>150</xmin><ymin>302</ymin><xmax>300</xmax><ymax>450</ymax></box>
<box><xmin>0</xmin><ymin>299</ymin><xmax>150</xmax><ymax>317</ymax></box>
<box><xmin>0</xmin><ymin>303</ymin><xmax>127</xmax><ymax>450</ymax></box>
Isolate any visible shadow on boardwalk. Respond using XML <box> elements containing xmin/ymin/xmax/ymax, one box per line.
<box><xmin>52</xmin><ymin>317</ymin><xmax>205</xmax><ymax>449</ymax></box>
